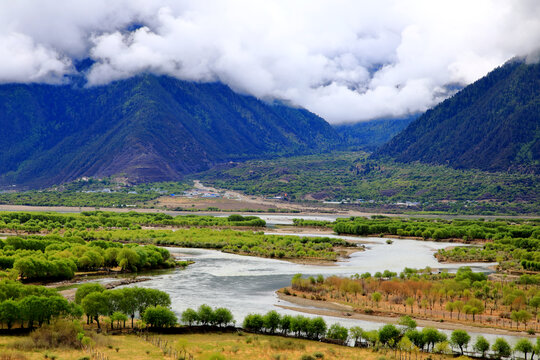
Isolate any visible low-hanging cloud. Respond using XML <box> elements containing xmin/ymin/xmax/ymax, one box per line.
<box><xmin>1</xmin><ymin>0</ymin><xmax>539</xmax><ymax>123</ymax></box>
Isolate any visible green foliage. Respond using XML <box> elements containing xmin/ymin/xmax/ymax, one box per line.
<box><xmin>473</xmin><ymin>336</ymin><xmax>490</xmax><ymax>358</ymax></box>
<box><xmin>89</xmin><ymin>227</ymin><xmax>349</xmax><ymax>261</ymax></box>
<box><xmin>334</xmin><ymin>216</ymin><xmax>538</xmax><ymax>242</ymax></box>
<box><xmin>450</xmin><ymin>330</ymin><xmax>471</xmax><ymax>355</ymax></box>
<box><xmin>0</xmin><ymin>75</ymin><xmax>340</xmax><ymax>188</ymax></box>
<box><xmin>0</xmin><ymin>280</ymin><xmax>75</xmax><ymax>329</ymax></box>
<box><xmin>196</xmin><ymin>151</ymin><xmax>539</xmax><ymax>215</ymax></box>
<box><xmin>376</xmin><ymin>60</ymin><xmax>540</xmax><ymax>174</ymax></box>
<box><xmin>142</xmin><ymin>305</ymin><xmax>177</xmax><ymax>328</ymax></box>
<box><xmin>326</xmin><ymin>323</ymin><xmax>348</xmax><ymax>343</ymax></box>
<box><xmin>437</xmin><ymin>231</ymin><xmax>540</xmax><ymax>271</ymax></box>
<box><xmin>335</xmin><ymin>116</ymin><xmax>416</xmax><ymax>151</ymax></box>
<box><xmin>514</xmin><ymin>338</ymin><xmax>534</xmax><ymax>359</ymax></box>
<box><xmin>378</xmin><ymin>324</ymin><xmax>400</xmax><ymax>347</ymax></box>
<box><xmin>491</xmin><ymin>338</ymin><xmax>512</xmax><ymax>359</ymax></box>
<box><xmin>75</xmin><ymin>283</ymin><xmax>105</xmax><ymax>305</ymax></box>
<box><xmin>242</xmin><ymin>314</ymin><xmax>264</xmax><ymax>332</ymax></box>
<box><xmin>180</xmin><ymin>308</ymin><xmax>199</xmax><ymax>326</ymax></box>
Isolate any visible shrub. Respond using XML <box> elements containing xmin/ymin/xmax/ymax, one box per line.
<box><xmin>15</xmin><ymin>319</ymin><xmax>84</xmax><ymax>349</ymax></box>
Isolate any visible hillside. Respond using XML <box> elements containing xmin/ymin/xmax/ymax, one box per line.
<box><xmin>334</xmin><ymin>116</ymin><xmax>417</xmax><ymax>151</ymax></box>
<box><xmin>0</xmin><ymin>75</ymin><xmax>341</xmax><ymax>188</ymax></box>
<box><xmin>375</xmin><ymin>59</ymin><xmax>540</xmax><ymax>173</ymax></box>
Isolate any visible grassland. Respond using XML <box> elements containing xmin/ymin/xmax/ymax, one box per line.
<box><xmin>0</xmin><ymin>332</ymin><xmax>445</xmax><ymax>360</ymax></box>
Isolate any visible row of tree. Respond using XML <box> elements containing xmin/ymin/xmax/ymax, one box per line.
<box><xmin>0</xmin><ymin>211</ymin><xmax>265</xmax><ymax>233</ymax></box>
<box><xmin>333</xmin><ymin>217</ymin><xmax>539</xmax><ymax>241</ymax></box>
<box><xmin>76</xmin><ymin>283</ymin><xmax>172</xmax><ymax>329</ymax></box>
<box><xmin>0</xmin><ymin>280</ymin><xmax>78</xmax><ymax>329</ymax></box>
<box><xmin>289</xmin><ymin>267</ymin><xmax>540</xmax><ymax>331</ymax></box>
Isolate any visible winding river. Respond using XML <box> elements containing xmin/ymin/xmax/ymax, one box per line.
<box><xmin>119</xmin><ymin>226</ymin><xmax>528</xmax><ymax>344</ymax></box>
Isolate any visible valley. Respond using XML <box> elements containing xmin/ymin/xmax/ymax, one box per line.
<box><xmin>0</xmin><ymin>11</ymin><xmax>538</xmax><ymax>359</ymax></box>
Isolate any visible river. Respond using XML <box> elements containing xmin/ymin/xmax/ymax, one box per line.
<box><xmin>118</xmin><ymin>230</ymin><xmax>529</xmax><ymax>345</ymax></box>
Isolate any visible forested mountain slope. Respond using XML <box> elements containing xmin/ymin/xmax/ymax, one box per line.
<box><xmin>0</xmin><ymin>75</ymin><xmax>341</xmax><ymax>187</ymax></box>
<box><xmin>375</xmin><ymin>59</ymin><xmax>540</xmax><ymax>173</ymax></box>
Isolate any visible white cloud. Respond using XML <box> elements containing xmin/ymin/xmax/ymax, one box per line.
<box><xmin>0</xmin><ymin>0</ymin><xmax>539</xmax><ymax>122</ymax></box>
<box><xmin>0</xmin><ymin>32</ymin><xmax>72</xmax><ymax>83</ymax></box>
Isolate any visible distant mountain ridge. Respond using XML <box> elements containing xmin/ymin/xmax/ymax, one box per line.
<box><xmin>375</xmin><ymin>59</ymin><xmax>540</xmax><ymax>173</ymax></box>
<box><xmin>334</xmin><ymin>115</ymin><xmax>418</xmax><ymax>151</ymax></box>
<box><xmin>0</xmin><ymin>75</ymin><xmax>341</xmax><ymax>188</ymax></box>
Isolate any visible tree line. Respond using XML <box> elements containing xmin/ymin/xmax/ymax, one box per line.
<box><xmin>0</xmin><ymin>234</ymin><xmax>177</xmax><ymax>281</ymax></box>
<box><xmin>333</xmin><ymin>217</ymin><xmax>539</xmax><ymax>242</ymax></box>
<box><xmin>288</xmin><ymin>267</ymin><xmax>540</xmax><ymax>332</ymax></box>
<box><xmin>0</xmin><ymin>211</ymin><xmax>265</xmax><ymax>233</ymax></box>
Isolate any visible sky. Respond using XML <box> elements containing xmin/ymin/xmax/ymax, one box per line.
<box><xmin>1</xmin><ymin>0</ymin><xmax>539</xmax><ymax>123</ymax></box>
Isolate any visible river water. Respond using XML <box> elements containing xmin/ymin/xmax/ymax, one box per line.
<box><xmin>119</xmin><ymin>230</ymin><xmax>528</xmax><ymax>344</ymax></box>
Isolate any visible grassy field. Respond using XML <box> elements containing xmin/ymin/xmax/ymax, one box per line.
<box><xmin>0</xmin><ymin>332</ymin><xmax>448</xmax><ymax>360</ymax></box>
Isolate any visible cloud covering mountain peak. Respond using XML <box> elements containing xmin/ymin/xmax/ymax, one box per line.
<box><xmin>1</xmin><ymin>0</ymin><xmax>539</xmax><ymax>122</ymax></box>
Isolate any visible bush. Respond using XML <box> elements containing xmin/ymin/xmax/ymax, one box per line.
<box><xmin>15</xmin><ymin>319</ymin><xmax>83</xmax><ymax>349</ymax></box>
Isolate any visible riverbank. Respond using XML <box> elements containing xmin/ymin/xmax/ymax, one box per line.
<box><xmin>276</xmin><ymin>293</ymin><xmax>535</xmax><ymax>338</ymax></box>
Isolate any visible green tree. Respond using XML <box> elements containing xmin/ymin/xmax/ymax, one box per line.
<box><xmin>81</xmin><ymin>292</ymin><xmax>109</xmax><ymax>329</ymax></box>
<box><xmin>117</xmin><ymin>288</ymin><xmax>138</xmax><ymax>328</ymax></box>
<box><xmin>492</xmin><ymin>338</ymin><xmax>511</xmax><ymax>359</ymax></box>
<box><xmin>350</xmin><ymin>326</ymin><xmax>364</xmax><ymax>347</ymax></box>
<box><xmin>243</xmin><ymin>314</ymin><xmax>264</xmax><ymax>332</ymax></box>
<box><xmin>279</xmin><ymin>314</ymin><xmax>292</xmax><ymax>335</ymax></box>
<box><xmin>515</xmin><ymin>338</ymin><xmax>534</xmax><ymax>360</ymax></box>
<box><xmin>142</xmin><ymin>306</ymin><xmax>177</xmax><ymax>328</ymax></box>
<box><xmin>116</xmin><ymin>248</ymin><xmax>140</xmax><ymax>271</ymax></box>
<box><xmin>213</xmin><ymin>307</ymin><xmax>233</xmax><ymax>327</ymax></box>
<box><xmin>445</xmin><ymin>302</ymin><xmax>455</xmax><ymax>319</ymax></box>
<box><xmin>181</xmin><ymin>308</ymin><xmax>199</xmax><ymax>326</ymax></box>
<box><xmin>450</xmin><ymin>330</ymin><xmax>471</xmax><ymax>355</ymax></box>
<box><xmin>398</xmin><ymin>315</ymin><xmax>417</xmax><ymax>332</ymax></box>
<box><xmin>307</xmin><ymin>317</ymin><xmax>327</xmax><ymax>340</ymax></box>
<box><xmin>326</xmin><ymin>323</ymin><xmax>348</xmax><ymax>344</ymax></box>
<box><xmin>0</xmin><ymin>300</ymin><xmax>20</xmax><ymax>329</ymax></box>
<box><xmin>378</xmin><ymin>324</ymin><xmax>400</xmax><ymax>348</ymax></box>
<box><xmin>197</xmin><ymin>304</ymin><xmax>214</xmax><ymax>326</ymax></box>
<box><xmin>473</xmin><ymin>336</ymin><xmax>490</xmax><ymax>358</ymax></box>
<box><xmin>110</xmin><ymin>311</ymin><xmax>128</xmax><ymax>329</ymax></box>
<box><xmin>75</xmin><ymin>283</ymin><xmax>105</xmax><ymax>305</ymax></box>
<box><xmin>422</xmin><ymin>327</ymin><xmax>446</xmax><ymax>352</ymax></box>
<box><xmin>406</xmin><ymin>297</ymin><xmax>415</xmax><ymax>313</ymax></box>
<box><xmin>263</xmin><ymin>310</ymin><xmax>281</xmax><ymax>334</ymax></box>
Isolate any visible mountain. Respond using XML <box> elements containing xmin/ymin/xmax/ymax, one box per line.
<box><xmin>0</xmin><ymin>75</ymin><xmax>341</xmax><ymax>188</ymax></box>
<box><xmin>334</xmin><ymin>115</ymin><xmax>418</xmax><ymax>151</ymax></box>
<box><xmin>375</xmin><ymin>59</ymin><xmax>540</xmax><ymax>173</ymax></box>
